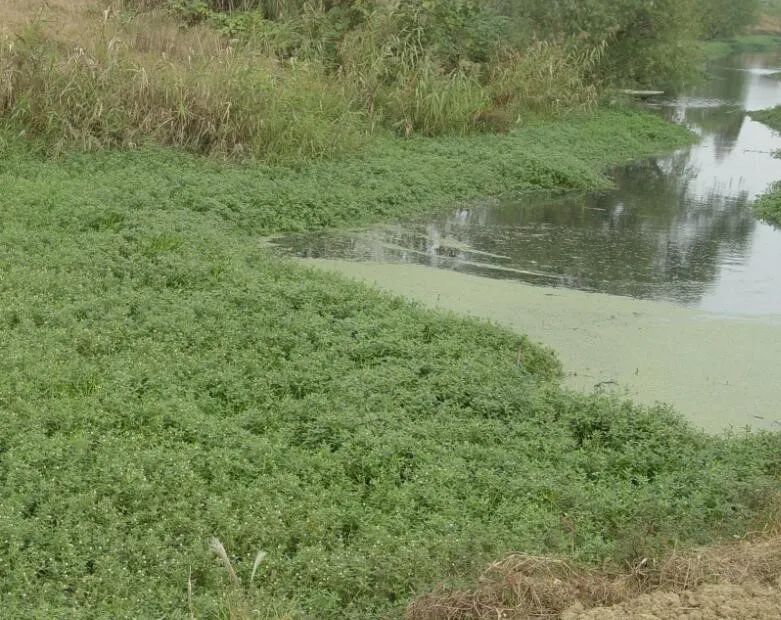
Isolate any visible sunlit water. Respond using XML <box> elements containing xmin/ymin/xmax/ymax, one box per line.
<box><xmin>271</xmin><ymin>51</ymin><xmax>781</xmax><ymax>318</ymax></box>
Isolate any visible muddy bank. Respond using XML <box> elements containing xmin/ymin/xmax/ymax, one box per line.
<box><xmin>305</xmin><ymin>259</ymin><xmax>781</xmax><ymax>432</ymax></box>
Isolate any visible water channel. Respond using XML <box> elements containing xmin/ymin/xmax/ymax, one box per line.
<box><xmin>271</xmin><ymin>51</ymin><xmax>781</xmax><ymax>431</ymax></box>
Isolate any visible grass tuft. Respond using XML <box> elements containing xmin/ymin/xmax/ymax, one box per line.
<box><xmin>210</xmin><ymin>537</ymin><xmax>241</xmax><ymax>586</ymax></box>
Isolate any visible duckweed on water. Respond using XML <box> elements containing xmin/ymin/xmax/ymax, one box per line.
<box><xmin>1</xmin><ymin>111</ymin><xmax>779</xmax><ymax>618</ymax></box>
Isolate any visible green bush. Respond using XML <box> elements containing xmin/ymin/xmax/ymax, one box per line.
<box><xmin>698</xmin><ymin>0</ymin><xmax>761</xmax><ymax>38</ymax></box>
<box><xmin>750</xmin><ymin>105</ymin><xmax>781</xmax><ymax>131</ymax></box>
<box><xmin>754</xmin><ymin>182</ymin><xmax>781</xmax><ymax>226</ymax></box>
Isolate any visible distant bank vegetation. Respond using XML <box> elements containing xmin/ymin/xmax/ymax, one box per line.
<box><xmin>0</xmin><ymin>0</ymin><xmax>763</xmax><ymax>161</ymax></box>
<box><xmin>749</xmin><ymin>105</ymin><xmax>781</xmax><ymax>226</ymax></box>
<box><xmin>754</xmin><ymin>183</ymin><xmax>781</xmax><ymax>226</ymax></box>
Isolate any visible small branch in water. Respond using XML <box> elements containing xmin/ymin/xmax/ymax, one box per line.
<box><xmin>594</xmin><ymin>380</ymin><xmax>618</xmax><ymax>390</ymax></box>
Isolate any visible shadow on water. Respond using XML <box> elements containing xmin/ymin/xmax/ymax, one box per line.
<box><xmin>271</xmin><ymin>50</ymin><xmax>781</xmax><ymax>317</ymax></box>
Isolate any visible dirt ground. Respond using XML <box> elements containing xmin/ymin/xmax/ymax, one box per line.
<box><xmin>564</xmin><ymin>581</ymin><xmax>781</xmax><ymax>619</ymax></box>
<box><xmin>406</xmin><ymin>533</ymin><xmax>781</xmax><ymax>620</ymax></box>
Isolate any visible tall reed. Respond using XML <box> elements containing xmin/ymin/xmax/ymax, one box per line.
<box><xmin>0</xmin><ymin>7</ymin><xmax>365</xmax><ymax>161</ymax></box>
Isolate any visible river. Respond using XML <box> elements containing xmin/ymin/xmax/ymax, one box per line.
<box><xmin>271</xmin><ymin>50</ymin><xmax>781</xmax><ymax>432</ymax></box>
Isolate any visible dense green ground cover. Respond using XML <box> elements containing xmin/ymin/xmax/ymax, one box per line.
<box><xmin>0</xmin><ymin>108</ymin><xmax>694</xmax><ymax>233</ymax></box>
<box><xmin>2</xmin><ymin>109</ymin><xmax>780</xmax><ymax>618</ymax></box>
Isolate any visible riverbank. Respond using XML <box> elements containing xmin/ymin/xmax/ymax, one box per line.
<box><xmin>3</xmin><ymin>107</ymin><xmax>780</xmax><ymax>618</ymax></box>
<box><xmin>702</xmin><ymin>34</ymin><xmax>781</xmax><ymax>58</ymax></box>
<box><xmin>0</xmin><ymin>0</ymin><xmax>754</xmax><ymax>163</ymax></box>
<box><xmin>751</xmin><ymin>105</ymin><xmax>781</xmax><ymax>130</ymax></box>
<box><xmin>0</xmin><ymin>108</ymin><xmax>694</xmax><ymax>234</ymax></box>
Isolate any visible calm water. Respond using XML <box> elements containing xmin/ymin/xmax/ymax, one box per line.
<box><xmin>272</xmin><ymin>51</ymin><xmax>781</xmax><ymax>317</ymax></box>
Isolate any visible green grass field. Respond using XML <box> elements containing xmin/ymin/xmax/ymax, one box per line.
<box><xmin>2</xmin><ymin>110</ymin><xmax>779</xmax><ymax>618</ymax></box>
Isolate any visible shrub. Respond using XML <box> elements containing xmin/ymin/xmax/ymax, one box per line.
<box><xmin>754</xmin><ymin>182</ymin><xmax>781</xmax><ymax>226</ymax></box>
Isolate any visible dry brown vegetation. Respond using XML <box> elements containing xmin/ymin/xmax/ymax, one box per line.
<box><xmin>0</xmin><ymin>0</ymin><xmax>89</xmax><ymax>34</ymax></box>
<box><xmin>407</xmin><ymin>510</ymin><xmax>781</xmax><ymax>620</ymax></box>
<box><xmin>754</xmin><ymin>0</ymin><xmax>781</xmax><ymax>35</ymax></box>
<box><xmin>753</xmin><ymin>13</ymin><xmax>781</xmax><ymax>34</ymax></box>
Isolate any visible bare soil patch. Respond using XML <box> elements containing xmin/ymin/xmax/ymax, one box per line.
<box><xmin>407</xmin><ymin>532</ymin><xmax>781</xmax><ymax>619</ymax></box>
<box><xmin>565</xmin><ymin>581</ymin><xmax>781</xmax><ymax>619</ymax></box>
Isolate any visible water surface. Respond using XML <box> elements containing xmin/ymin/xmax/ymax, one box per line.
<box><xmin>272</xmin><ymin>51</ymin><xmax>781</xmax><ymax>318</ymax></box>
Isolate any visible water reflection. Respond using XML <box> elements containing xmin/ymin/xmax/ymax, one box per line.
<box><xmin>272</xmin><ymin>51</ymin><xmax>781</xmax><ymax>317</ymax></box>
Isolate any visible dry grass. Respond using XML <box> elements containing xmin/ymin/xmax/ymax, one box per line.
<box><xmin>407</xmin><ymin>507</ymin><xmax>781</xmax><ymax>620</ymax></box>
<box><xmin>0</xmin><ymin>0</ymin><xmax>95</xmax><ymax>35</ymax></box>
<box><xmin>754</xmin><ymin>1</ymin><xmax>781</xmax><ymax>34</ymax></box>
<box><xmin>0</xmin><ymin>0</ymin><xmax>364</xmax><ymax>161</ymax></box>
<box><xmin>407</xmin><ymin>555</ymin><xmax>631</xmax><ymax>620</ymax></box>
<box><xmin>753</xmin><ymin>13</ymin><xmax>781</xmax><ymax>34</ymax></box>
